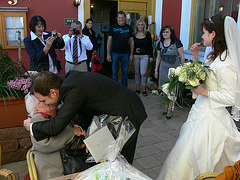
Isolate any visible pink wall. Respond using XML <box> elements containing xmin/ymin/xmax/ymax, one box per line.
<box><xmin>0</xmin><ymin>0</ymin><xmax>78</xmax><ymax>75</ymax></box>
<box><xmin>162</xmin><ymin>0</ymin><xmax>182</xmax><ymax>38</ymax></box>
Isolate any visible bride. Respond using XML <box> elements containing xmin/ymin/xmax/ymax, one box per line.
<box><xmin>157</xmin><ymin>15</ymin><xmax>240</xmax><ymax>180</ymax></box>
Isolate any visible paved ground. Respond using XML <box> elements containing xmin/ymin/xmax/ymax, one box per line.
<box><xmin>1</xmin><ymin>79</ymin><xmax>191</xmax><ymax>180</ymax></box>
<box><xmin>131</xmin><ymin>79</ymin><xmax>191</xmax><ymax>179</ymax></box>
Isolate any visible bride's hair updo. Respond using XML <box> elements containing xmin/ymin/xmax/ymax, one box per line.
<box><xmin>200</xmin><ymin>14</ymin><xmax>227</xmax><ymax>61</ymax></box>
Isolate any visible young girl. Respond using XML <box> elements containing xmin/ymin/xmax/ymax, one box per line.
<box><xmin>157</xmin><ymin>15</ymin><xmax>240</xmax><ymax>180</ymax></box>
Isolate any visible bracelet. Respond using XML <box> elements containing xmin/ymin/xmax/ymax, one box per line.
<box><xmin>154</xmin><ymin>69</ymin><xmax>158</xmax><ymax>71</ymax></box>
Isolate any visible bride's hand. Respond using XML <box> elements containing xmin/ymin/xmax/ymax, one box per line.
<box><xmin>191</xmin><ymin>85</ymin><xmax>208</xmax><ymax>97</ymax></box>
<box><xmin>190</xmin><ymin>43</ymin><xmax>201</xmax><ymax>61</ymax></box>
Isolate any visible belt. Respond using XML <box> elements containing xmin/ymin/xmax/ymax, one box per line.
<box><xmin>67</xmin><ymin>60</ymin><xmax>86</xmax><ymax>65</ymax></box>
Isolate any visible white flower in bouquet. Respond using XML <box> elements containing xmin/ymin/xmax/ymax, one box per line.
<box><xmin>175</xmin><ymin>66</ymin><xmax>182</xmax><ymax>76</ymax></box>
<box><xmin>198</xmin><ymin>71</ymin><xmax>206</xmax><ymax>81</ymax></box>
<box><xmin>188</xmin><ymin>79</ymin><xmax>200</xmax><ymax>87</ymax></box>
<box><xmin>185</xmin><ymin>62</ymin><xmax>192</xmax><ymax>67</ymax></box>
<box><xmin>178</xmin><ymin>73</ymin><xmax>188</xmax><ymax>83</ymax></box>
<box><xmin>168</xmin><ymin>68</ymin><xmax>176</xmax><ymax>79</ymax></box>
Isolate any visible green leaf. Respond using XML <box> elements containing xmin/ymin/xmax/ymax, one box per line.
<box><xmin>185</xmin><ymin>85</ymin><xmax>193</xmax><ymax>89</ymax></box>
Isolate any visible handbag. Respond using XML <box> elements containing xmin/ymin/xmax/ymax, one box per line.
<box><xmin>91</xmin><ymin>53</ymin><xmax>103</xmax><ymax>72</ymax></box>
<box><xmin>60</xmin><ymin>135</ymin><xmax>95</xmax><ymax>175</ymax></box>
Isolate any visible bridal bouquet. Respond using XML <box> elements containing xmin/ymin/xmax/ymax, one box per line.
<box><xmin>162</xmin><ymin>61</ymin><xmax>210</xmax><ymax>101</ymax></box>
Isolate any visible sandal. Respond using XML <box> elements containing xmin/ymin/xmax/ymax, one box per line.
<box><xmin>135</xmin><ymin>90</ymin><xmax>140</xmax><ymax>95</ymax></box>
<box><xmin>166</xmin><ymin>107</ymin><xmax>174</xmax><ymax>119</ymax></box>
<box><xmin>142</xmin><ymin>91</ymin><xmax>148</xmax><ymax>96</ymax></box>
<box><xmin>162</xmin><ymin>105</ymin><xmax>168</xmax><ymax>115</ymax></box>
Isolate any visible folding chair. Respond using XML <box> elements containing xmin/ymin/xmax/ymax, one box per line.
<box><xmin>26</xmin><ymin>150</ymin><xmax>38</xmax><ymax>180</ymax></box>
<box><xmin>0</xmin><ymin>145</ymin><xmax>16</xmax><ymax>180</ymax></box>
<box><xmin>195</xmin><ymin>172</ymin><xmax>221</xmax><ymax>180</ymax></box>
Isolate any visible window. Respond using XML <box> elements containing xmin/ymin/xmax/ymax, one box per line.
<box><xmin>0</xmin><ymin>8</ymin><xmax>27</xmax><ymax>49</ymax></box>
<box><xmin>191</xmin><ymin>0</ymin><xmax>239</xmax><ymax>47</ymax></box>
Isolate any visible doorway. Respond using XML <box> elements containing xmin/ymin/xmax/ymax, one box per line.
<box><xmin>89</xmin><ymin>0</ymin><xmax>117</xmax><ymax>77</ymax></box>
<box><xmin>89</xmin><ymin>0</ymin><xmax>117</xmax><ymax>61</ymax></box>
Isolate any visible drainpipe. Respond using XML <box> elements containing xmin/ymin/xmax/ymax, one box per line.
<box><xmin>78</xmin><ymin>0</ymin><xmax>84</xmax><ymax>24</ymax></box>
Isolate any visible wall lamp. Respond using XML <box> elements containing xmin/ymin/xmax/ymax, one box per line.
<box><xmin>73</xmin><ymin>0</ymin><xmax>81</xmax><ymax>7</ymax></box>
<box><xmin>219</xmin><ymin>4</ymin><xmax>224</xmax><ymax>12</ymax></box>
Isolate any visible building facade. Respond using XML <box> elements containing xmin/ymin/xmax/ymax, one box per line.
<box><xmin>0</xmin><ymin>0</ymin><xmax>239</xmax><ymax>74</ymax></box>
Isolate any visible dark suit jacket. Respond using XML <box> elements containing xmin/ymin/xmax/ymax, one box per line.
<box><xmin>24</xmin><ymin>31</ymin><xmax>64</xmax><ymax>72</ymax></box>
<box><xmin>32</xmin><ymin>71</ymin><xmax>147</xmax><ymax>141</ymax></box>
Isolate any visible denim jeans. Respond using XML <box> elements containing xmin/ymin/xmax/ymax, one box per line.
<box><xmin>111</xmin><ymin>52</ymin><xmax>129</xmax><ymax>87</ymax></box>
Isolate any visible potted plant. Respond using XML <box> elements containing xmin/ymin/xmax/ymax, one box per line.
<box><xmin>0</xmin><ymin>45</ymin><xmax>30</xmax><ymax>100</ymax></box>
<box><xmin>0</xmin><ymin>45</ymin><xmax>34</xmax><ymax>128</ymax></box>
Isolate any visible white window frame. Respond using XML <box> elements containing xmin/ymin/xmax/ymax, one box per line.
<box><xmin>180</xmin><ymin>0</ymin><xmax>240</xmax><ymax>61</ymax></box>
<box><xmin>0</xmin><ymin>7</ymin><xmax>28</xmax><ymax>49</ymax></box>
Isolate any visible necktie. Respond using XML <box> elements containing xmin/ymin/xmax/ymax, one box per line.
<box><xmin>73</xmin><ymin>36</ymin><xmax>78</xmax><ymax>64</ymax></box>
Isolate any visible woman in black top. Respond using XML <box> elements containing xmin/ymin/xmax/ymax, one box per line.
<box><xmin>133</xmin><ymin>19</ymin><xmax>153</xmax><ymax>96</ymax></box>
<box><xmin>82</xmin><ymin>19</ymin><xmax>98</xmax><ymax>71</ymax></box>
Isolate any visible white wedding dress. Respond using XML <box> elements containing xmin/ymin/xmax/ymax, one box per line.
<box><xmin>157</xmin><ymin>53</ymin><xmax>240</xmax><ymax>180</ymax></box>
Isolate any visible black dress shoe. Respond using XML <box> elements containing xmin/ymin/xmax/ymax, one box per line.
<box><xmin>142</xmin><ymin>91</ymin><xmax>148</xmax><ymax>96</ymax></box>
<box><xmin>135</xmin><ymin>90</ymin><xmax>140</xmax><ymax>95</ymax></box>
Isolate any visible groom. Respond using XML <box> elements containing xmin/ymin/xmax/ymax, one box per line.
<box><xmin>24</xmin><ymin>71</ymin><xmax>147</xmax><ymax>164</ymax></box>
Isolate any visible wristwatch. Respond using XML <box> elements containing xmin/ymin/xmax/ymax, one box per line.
<box><xmin>155</xmin><ymin>68</ymin><xmax>158</xmax><ymax>71</ymax></box>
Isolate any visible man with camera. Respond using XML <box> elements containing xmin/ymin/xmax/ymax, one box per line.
<box><xmin>62</xmin><ymin>21</ymin><xmax>93</xmax><ymax>73</ymax></box>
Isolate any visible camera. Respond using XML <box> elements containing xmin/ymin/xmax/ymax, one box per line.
<box><xmin>72</xmin><ymin>28</ymin><xmax>80</xmax><ymax>35</ymax></box>
<box><xmin>52</xmin><ymin>31</ymin><xmax>57</xmax><ymax>38</ymax></box>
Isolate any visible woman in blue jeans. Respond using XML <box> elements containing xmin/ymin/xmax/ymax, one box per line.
<box><xmin>133</xmin><ymin>19</ymin><xmax>153</xmax><ymax>96</ymax></box>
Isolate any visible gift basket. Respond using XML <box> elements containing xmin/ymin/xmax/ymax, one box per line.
<box><xmin>74</xmin><ymin>115</ymin><xmax>152</xmax><ymax>180</ymax></box>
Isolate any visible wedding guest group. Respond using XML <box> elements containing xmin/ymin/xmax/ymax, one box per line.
<box><xmin>157</xmin><ymin>15</ymin><xmax>240</xmax><ymax>180</ymax></box>
<box><xmin>133</xmin><ymin>19</ymin><xmax>153</xmax><ymax>97</ymax></box>
<box><xmin>24</xmin><ymin>15</ymin><xmax>64</xmax><ymax>73</ymax></box>
<box><xmin>23</xmin><ymin>71</ymin><xmax>147</xmax><ymax>164</ymax></box>
<box><xmin>106</xmin><ymin>11</ymin><xmax>134</xmax><ymax>87</ymax></box>
<box><xmin>61</xmin><ymin>21</ymin><xmax>93</xmax><ymax>73</ymax></box>
<box><xmin>154</xmin><ymin>25</ymin><xmax>185</xmax><ymax>119</ymax></box>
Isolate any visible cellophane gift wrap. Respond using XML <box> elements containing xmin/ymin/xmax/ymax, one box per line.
<box><xmin>74</xmin><ymin>115</ymin><xmax>152</xmax><ymax>180</ymax></box>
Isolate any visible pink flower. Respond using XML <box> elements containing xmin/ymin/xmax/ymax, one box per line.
<box><xmin>6</xmin><ymin>77</ymin><xmax>32</xmax><ymax>95</ymax></box>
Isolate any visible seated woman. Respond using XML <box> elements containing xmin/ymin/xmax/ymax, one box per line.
<box><xmin>25</xmin><ymin>93</ymin><xmax>83</xmax><ymax>180</ymax></box>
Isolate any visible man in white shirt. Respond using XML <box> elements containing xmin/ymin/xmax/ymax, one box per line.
<box><xmin>62</xmin><ymin>21</ymin><xmax>93</xmax><ymax>73</ymax></box>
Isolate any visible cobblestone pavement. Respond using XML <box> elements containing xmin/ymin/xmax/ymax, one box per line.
<box><xmin>128</xmin><ymin>79</ymin><xmax>191</xmax><ymax>179</ymax></box>
<box><xmin>1</xmin><ymin>79</ymin><xmax>191</xmax><ymax>180</ymax></box>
